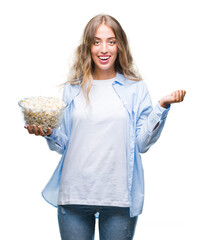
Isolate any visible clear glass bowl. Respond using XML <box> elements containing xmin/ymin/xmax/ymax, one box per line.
<box><xmin>18</xmin><ymin>97</ymin><xmax>68</xmax><ymax>132</ymax></box>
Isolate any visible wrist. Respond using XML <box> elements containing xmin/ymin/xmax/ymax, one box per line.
<box><xmin>159</xmin><ymin>100</ymin><xmax>170</xmax><ymax>109</ymax></box>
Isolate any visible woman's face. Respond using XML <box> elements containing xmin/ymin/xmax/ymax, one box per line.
<box><xmin>91</xmin><ymin>24</ymin><xmax>118</xmax><ymax>78</ymax></box>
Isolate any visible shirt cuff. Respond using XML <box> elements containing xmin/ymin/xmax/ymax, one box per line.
<box><xmin>43</xmin><ymin>128</ymin><xmax>57</xmax><ymax>140</ymax></box>
<box><xmin>155</xmin><ymin>101</ymin><xmax>171</xmax><ymax>120</ymax></box>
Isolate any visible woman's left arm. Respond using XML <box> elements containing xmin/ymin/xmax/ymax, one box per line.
<box><xmin>152</xmin><ymin>90</ymin><xmax>186</xmax><ymax>131</ymax></box>
<box><xmin>136</xmin><ymin>87</ymin><xmax>186</xmax><ymax>153</ymax></box>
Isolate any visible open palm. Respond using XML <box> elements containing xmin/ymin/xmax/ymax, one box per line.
<box><xmin>160</xmin><ymin>90</ymin><xmax>186</xmax><ymax>108</ymax></box>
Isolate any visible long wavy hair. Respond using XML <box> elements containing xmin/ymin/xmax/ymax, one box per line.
<box><xmin>66</xmin><ymin>14</ymin><xmax>142</xmax><ymax>102</ymax></box>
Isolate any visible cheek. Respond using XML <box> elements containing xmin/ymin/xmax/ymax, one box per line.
<box><xmin>90</xmin><ymin>46</ymin><xmax>94</xmax><ymax>55</ymax></box>
<box><xmin>91</xmin><ymin>46</ymin><xmax>97</xmax><ymax>56</ymax></box>
<box><xmin>112</xmin><ymin>46</ymin><xmax>118</xmax><ymax>56</ymax></box>
<box><xmin>91</xmin><ymin>48</ymin><xmax>97</xmax><ymax>63</ymax></box>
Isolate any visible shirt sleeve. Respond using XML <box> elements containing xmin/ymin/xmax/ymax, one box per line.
<box><xmin>43</xmin><ymin>84</ymin><xmax>70</xmax><ymax>155</ymax></box>
<box><xmin>135</xmin><ymin>83</ymin><xmax>170</xmax><ymax>153</ymax></box>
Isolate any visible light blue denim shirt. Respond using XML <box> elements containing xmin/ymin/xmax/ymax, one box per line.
<box><xmin>42</xmin><ymin>72</ymin><xmax>170</xmax><ymax>217</ymax></box>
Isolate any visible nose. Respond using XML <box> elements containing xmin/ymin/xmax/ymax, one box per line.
<box><xmin>101</xmin><ymin>41</ymin><xmax>108</xmax><ymax>54</ymax></box>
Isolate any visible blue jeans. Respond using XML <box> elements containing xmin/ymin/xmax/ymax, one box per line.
<box><xmin>58</xmin><ymin>204</ymin><xmax>138</xmax><ymax>240</ymax></box>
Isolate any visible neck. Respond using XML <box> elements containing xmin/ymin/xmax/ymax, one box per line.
<box><xmin>93</xmin><ymin>69</ymin><xmax>116</xmax><ymax>80</ymax></box>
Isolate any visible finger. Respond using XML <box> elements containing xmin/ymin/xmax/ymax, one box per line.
<box><xmin>174</xmin><ymin>90</ymin><xmax>179</xmax><ymax>102</ymax></box>
<box><xmin>26</xmin><ymin>125</ymin><xmax>33</xmax><ymax>134</ymax></box>
<box><xmin>179</xmin><ymin>90</ymin><xmax>186</xmax><ymax>101</ymax></box>
<box><xmin>177</xmin><ymin>90</ymin><xmax>182</xmax><ymax>102</ymax></box>
<box><xmin>44</xmin><ymin>127</ymin><xmax>52</xmax><ymax>136</ymax></box>
<box><xmin>38</xmin><ymin>126</ymin><xmax>45</xmax><ymax>136</ymax></box>
<box><xmin>171</xmin><ymin>91</ymin><xmax>176</xmax><ymax>100</ymax></box>
<box><xmin>45</xmin><ymin>127</ymin><xmax>52</xmax><ymax>136</ymax></box>
<box><xmin>180</xmin><ymin>90</ymin><xmax>185</xmax><ymax>101</ymax></box>
<box><xmin>33</xmin><ymin>124</ymin><xmax>39</xmax><ymax>136</ymax></box>
<box><xmin>178</xmin><ymin>90</ymin><xmax>182</xmax><ymax>102</ymax></box>
<box><xmin>182</xmin><ymin>90</ymin><xmax>186</xmax><ymax>100</ymax></box>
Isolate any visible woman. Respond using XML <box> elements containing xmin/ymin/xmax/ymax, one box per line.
<box><xmin>25</xmin><ymin>14</ymin><xmax>186</xmax><ymax>240</ymax></box>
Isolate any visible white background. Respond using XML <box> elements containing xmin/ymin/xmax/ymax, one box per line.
<box><xmin>1</xmin><ymin>0</ymin><xmax>205</xmax><ymax>239</ymax></box>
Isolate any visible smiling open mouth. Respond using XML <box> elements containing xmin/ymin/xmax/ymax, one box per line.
<box><xmin>98</xmin><ymin>56</ymin><xmax>110</xmax><ymax>60</ymax></box>
<box><xmin>98</xmin><ymin>56</ymin><xmax>111</xmax><ymax>63</ymax></box>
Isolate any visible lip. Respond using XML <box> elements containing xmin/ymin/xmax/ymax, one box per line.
<box><xmin>98</xmin><ymin>55</ymin><xmax>111</xmax><ymax>64</ymax></box>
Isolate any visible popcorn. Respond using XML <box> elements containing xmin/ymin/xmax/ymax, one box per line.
<box><xmin>18</xmin><ymin>96</ymin><xmax>67</xmax><ymax>131</ymax></box>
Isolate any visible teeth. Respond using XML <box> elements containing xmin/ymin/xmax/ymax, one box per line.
<box><xmin>99</xmin><ymin>56</ymin><xmax>109</xmax><ymax>60</ymax></box>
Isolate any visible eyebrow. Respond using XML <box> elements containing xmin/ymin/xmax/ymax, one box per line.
<box><xmin>94</xmin><ymin>37</ymin><xmax>116</xmax><ymax>40</ymax></box>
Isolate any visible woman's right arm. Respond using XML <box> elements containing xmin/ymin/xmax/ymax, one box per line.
<box><xmin>24</xmin><ymin>83</ymin><xmax>71</xmax><ymax>155</ymax></box>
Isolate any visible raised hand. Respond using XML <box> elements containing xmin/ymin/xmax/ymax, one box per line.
<box><xmin>160</xmin><ymin>90</ymin><xmax>186</xmax><ymax>109</ymax></box>
<box><xmin>24</xmin><ymin>124</ymin><xmax>52</xmax><ymax>136</ymax></box>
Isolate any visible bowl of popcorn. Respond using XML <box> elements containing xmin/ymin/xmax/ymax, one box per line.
<box><xmin>18</xmin><ymin>96</ymin><xmax>68</xmax><ymax>132</ymax></box>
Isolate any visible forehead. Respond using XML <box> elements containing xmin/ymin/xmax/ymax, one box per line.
<box><xmin>94</xmin><ymin>24</ymin><xmax>115</xmax><ymax>38</ymax></box>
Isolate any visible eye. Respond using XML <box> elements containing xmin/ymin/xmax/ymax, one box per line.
<box><xmin>93</xmin><ymin>40</ymin><xmax>101</xmax><ymax>45</ymax></box>
<box><xmin>108</xmin><ymin>40</ymin><xmax>116</xmax><ymax>45</ymax></box>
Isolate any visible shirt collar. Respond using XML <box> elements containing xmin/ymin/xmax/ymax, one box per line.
<box><xmin>114</xmin><ymin>72</ymin><xmax>125</xmax><ymax>85</ymax></box>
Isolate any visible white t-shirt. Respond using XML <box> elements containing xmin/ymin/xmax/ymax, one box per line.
<box><xmin>58</xmin><ymin>78</ymin><xmax>129</xmax><ymax>207</ymax></box>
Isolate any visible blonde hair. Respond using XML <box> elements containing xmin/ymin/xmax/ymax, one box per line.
<box><xmin>66</xmin><ymin>14</ymin><xmax>142</xmax><ymax>102</ymax></box>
